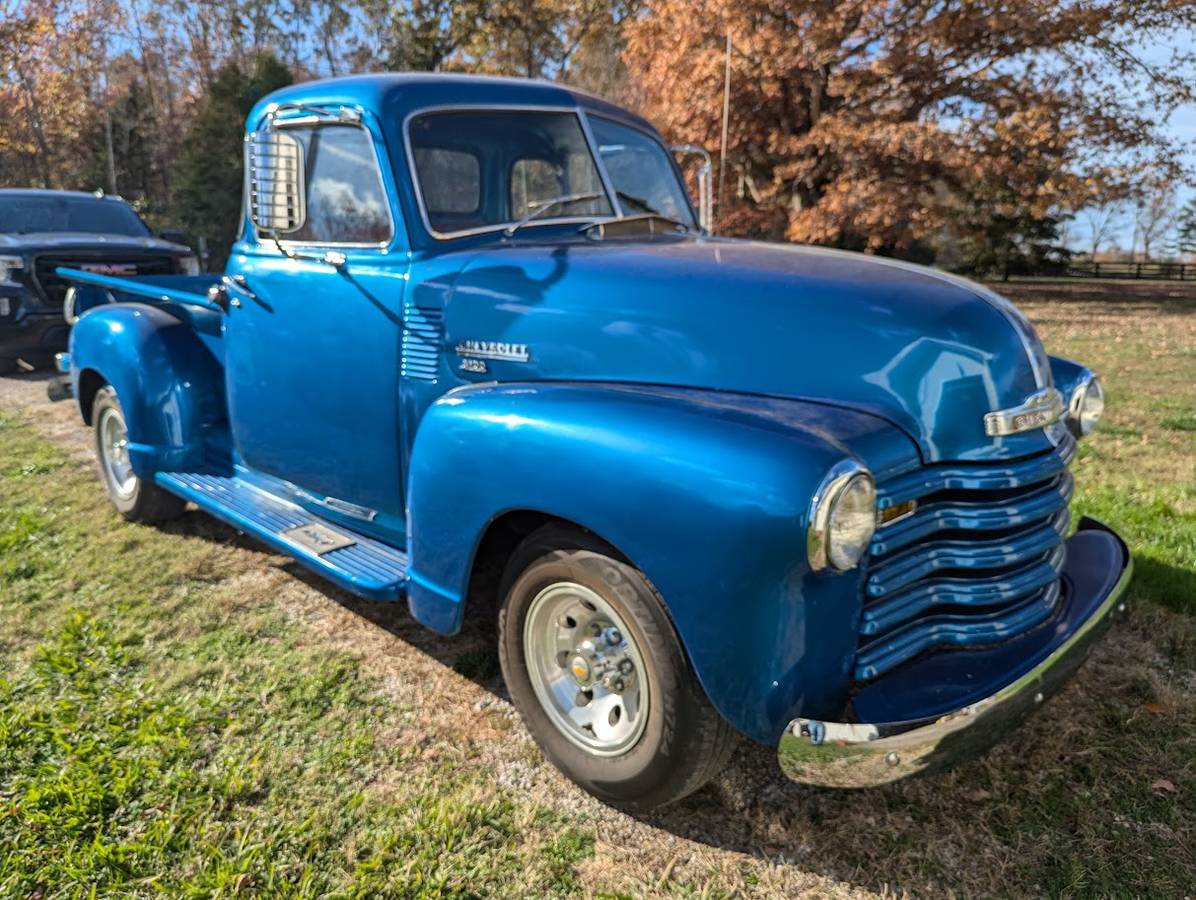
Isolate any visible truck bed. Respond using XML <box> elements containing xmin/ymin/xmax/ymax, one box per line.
<box><xmin>56</xmin><ymin>268</ymin><xmax>222</xmax><ymax>310</ymax></box>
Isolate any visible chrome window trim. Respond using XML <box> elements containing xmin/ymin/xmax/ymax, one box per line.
<box><xmin>252</xmin><ymin>105</ymin><xmax>397</xmax><ymax>252</ymax></box>
<box><xmin>402</xmin><ymin>104</ymin><xmax>622</xmax><ymax>241</ymax></box>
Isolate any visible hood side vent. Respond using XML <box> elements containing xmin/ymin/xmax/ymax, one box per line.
<box><xmin>401</xmin><ymin>299</ymin><xmax>444</xmax><ymax>383</ymax></box>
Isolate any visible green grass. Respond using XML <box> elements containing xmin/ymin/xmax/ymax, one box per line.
<box><xmin>0</xmin><ymin>410</ymin><xmax>594</xmax><ymax>898</ymax></box>
<box><xmin>2</xmin><ymin>289</ymin><xmax>1195</xmax><ymax>897</ymax></box>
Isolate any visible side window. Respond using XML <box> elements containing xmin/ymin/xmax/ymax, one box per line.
<box><xmin>283</xmin><ymin>125</ymin><xmax>392</xmax><ymax>244</ymax></box>
<box><xmin>413</xmin><ymin>148</ymin><xmax>481</xmax><ymax>214</ymax></box>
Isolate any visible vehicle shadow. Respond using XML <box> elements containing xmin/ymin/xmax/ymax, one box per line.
<box><xmin>150</xmin><ymin>505</ymin><xmax>1191</xmax><ymax>895</ymax></box>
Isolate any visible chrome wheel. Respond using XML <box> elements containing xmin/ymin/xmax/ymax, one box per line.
<box><xmin>98</xmin><ymin>405</ymin><xmax>136</xmax><ymax>500</ymax></box>
<box><xmin>523</xmin><ymin>581</ymin><xmax>649</xmax><ymax>756</ymax></box>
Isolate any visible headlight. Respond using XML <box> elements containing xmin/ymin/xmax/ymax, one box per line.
<box><xmin>807</xmin><ymin>461</ymin><xmax>877</xmax><ymax>572</ymax></box>
<box><xmin>180</xmin><ymin>254</ymin><xmax>200</xmax><ymax>275</ymax></box>
<box><xmin>0</xmin><ymin>255</ymin><xmax>24</xmax><ymax>283</ymax></box>
<box><xmin>1068</xmin><ymin>375</ymin><xmax>1104</xmax><ymax>437</ymax></box>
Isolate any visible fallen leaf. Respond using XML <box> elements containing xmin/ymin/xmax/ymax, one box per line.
<box><xmin>966</xmin><ymin>788</ymin><xmax>993</xmax><ymax>802</ymax></box>
<box><xmin>1143</xmin><ymin>703</ymin><xmax>1168</xmax><ymax>715</ymax></box>
<box><xmin>1151</xmin><ymin>779</ymin><xmax>1177</xmax><ymax>794</ymax></box>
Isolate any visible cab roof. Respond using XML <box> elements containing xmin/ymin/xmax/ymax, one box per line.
<box><xmin>249</xmin><ymin>72</ymin><xmax>660</xmax><ymax>138</ymax></box>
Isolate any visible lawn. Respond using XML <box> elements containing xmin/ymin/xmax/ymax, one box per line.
<box><xmin>0</xmin><ymin>282</ymin><xmax>1193</xmax><ymax>898</ymax></box>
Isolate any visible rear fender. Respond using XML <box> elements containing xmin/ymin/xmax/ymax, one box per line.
<box><xmin>406</xmin><ymin>381</ymin><xmax>917</xmax><ymax>742</ymax></box>
<box><xmin>69</xmin><ymin>303</ymin><xmax>224</xmax><ymax>475</ymax></box>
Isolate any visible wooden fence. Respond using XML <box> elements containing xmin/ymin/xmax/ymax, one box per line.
<box><xmin>1064</xmin><ymin>261</ymin><xmax>1196</xmax><ymax>281</ymax></box>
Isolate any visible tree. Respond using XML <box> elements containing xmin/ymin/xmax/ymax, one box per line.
<box><xmin>172</xmin><ymin>54</ymin><xmax>293</xmax><ymax>270</ymax></box>
<box><xmin>353</xmin><ymin>0</ymin><xmax>637</xmax><ymax>90</ymax></box>
<box><xmin>1132</xmin><ymin>179</ymin><xmax>1177</xmax><ymax>261</ymax></box>
<box><xmin>0</xmin><ymin>0</ymin><xmax>100</xmax><ymax>188</ymax></box>
<box><xmin>623</xmin><ymin>0</ymin><xmax>1196</xmax><ymax>257</ymax></box>
<box><xmin>1177</xmin><ymin>198</ymin><xmax>1196</xmax><ymax>258</ymax></box>
<box><xmin>1081</xmin><ymin>199</ymin><xmax>1126</xmax><ymax>260</ymax></box>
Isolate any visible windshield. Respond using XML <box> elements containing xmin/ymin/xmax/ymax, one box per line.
<box><xmin>589</xmin><ymin>117</ymin><xmax>695</xmax><ymax>229</ymax></box>
<box><xmin>0</xmin><ymin>195</ymin><xmax>150</xmax><ymax>237</ymax></box>
<box><xmin>409</xmin><ymin>110</ymin><xmax>614</xmax><ymax>237</ymax></box>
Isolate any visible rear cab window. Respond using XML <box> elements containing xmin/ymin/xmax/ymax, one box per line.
<box><xmin>406</xmin><ymin>109</ymin><xmax>612</xmax><ymax>238</ymax></box>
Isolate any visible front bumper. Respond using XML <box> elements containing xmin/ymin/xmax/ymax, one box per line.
<box><xmin>0</xmin><ymin>297</ymin><xmax>69</xmax><ymax>362</ymax></box>
<box><xmin>778</xmin><ymin>517</ymin><xmax>1132</xmax><ymax>787</ymax></box>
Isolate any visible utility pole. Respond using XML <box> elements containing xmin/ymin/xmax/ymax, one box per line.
<box><xmin>717</xmin><ymin>30</ymin><xmax>731</xmax><ymax>228</ymax></box>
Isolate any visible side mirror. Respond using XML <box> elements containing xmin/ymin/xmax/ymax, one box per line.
<box><xmin>159</xmin><ymin>228</ymin><xmax>190</xmax><ymax>246</ymax></box>
<box><xmin>670</xmin><ymin>144</ymin><xmax>713</xmax><ymax>234</ymax></box>
<box><xmin>245</xmin><ymin>130</ymin><xmax>306</xmax><ymax>234</ymax></box>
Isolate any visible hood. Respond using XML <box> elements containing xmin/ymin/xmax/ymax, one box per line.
<box><xmin>444</xmin><ymin>236</ymin><xmax>1067</xmax><ymax>463</ymax></box>
<box><xmin>0</xmin><ymin>233</ymin><xmax>189</xmax><ymax>255</ymax></box>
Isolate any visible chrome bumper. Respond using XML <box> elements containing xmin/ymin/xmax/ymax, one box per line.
<box><xmin>778</xmin><ymin>518</ymin><xmax>1133</xmax><ymax>788</ymax></box>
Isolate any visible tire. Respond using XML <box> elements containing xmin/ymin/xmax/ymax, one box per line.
<box><xmin>92</xmin><ymin>386</ymin><xmax>185</xmax><ymax>523</ymax></box>
<box><xmin>497</xmin><ymin>525</ymin><xmax>737</xmax><ymax>811</ymax></box>
<box><xmin>0</xmin><ymin>358</ymin><xmax>15</xmax><ymax>376</ymax></box>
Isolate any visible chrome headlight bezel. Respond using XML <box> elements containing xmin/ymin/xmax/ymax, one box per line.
<box><xmin>1068</xmin><ymin>374</ymin><xmax>1104</xmax><ymax>438</ymax></box>
<box><xmin>0</xmin><ymin>255</ymin><xmax>24</xmax><ymax>284</ymax></box>
<box><xmin>807</xmin><ymin>460</ymin><xmax>877</xmax><ymax>573</ymax></box>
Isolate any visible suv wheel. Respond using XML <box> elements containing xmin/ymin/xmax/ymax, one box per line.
<box><xmin>497</xmin><ymin>525</ymin><xmax>737</xmax><ymax>811</ymax></box>
<box><xmin>92</xmin><ymin>386</ymin><xmax>185</xmax><ymax>523</ymax></box>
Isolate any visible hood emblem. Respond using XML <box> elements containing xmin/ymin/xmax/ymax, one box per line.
<box><xmin>984</xmin><ymin>387</ymin><xmax>1064</xmax><ymax>437</ymax></box>
<box><xmin>455</xmin><ymin>339</ymin><xmax>530</xmax><ymax>363</ymax></box>
<box><xmin>78</xmin><ymin>262</ymin><xmax>138</xmax><ymax>276</ymax></box>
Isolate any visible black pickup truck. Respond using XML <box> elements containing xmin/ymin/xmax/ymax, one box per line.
<box><xmin>0</xmin><ymin>189</ymin><xmax>197</xmax><ymax>373</ymax></box>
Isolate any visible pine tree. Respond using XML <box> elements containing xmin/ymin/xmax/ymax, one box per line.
<box><xmin>171</xmin><ymin>54</ymin><xmax>293</xmax><ymax>271</ymax></box>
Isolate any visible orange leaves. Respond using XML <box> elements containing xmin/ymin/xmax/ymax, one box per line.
<box><xmin>623</xmin><ymin>0</ymin><xmax>1196</xmax><ymax>250</ymax></box>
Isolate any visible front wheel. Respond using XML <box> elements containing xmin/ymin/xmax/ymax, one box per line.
<box><xmin>92</xmin><ymin>386</ymin><xmax>185</xmax><ymax>523</ymax></box>
<box><xmin>497</xmin><ymin>525</ymin><xmax>737</xmax><ymax>811</ymax></box>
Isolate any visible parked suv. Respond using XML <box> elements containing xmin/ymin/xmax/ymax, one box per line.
<box><xmin>0</xmin><ymin>189</ymin><xmax>197</xmax><ymax>373</ymax></box>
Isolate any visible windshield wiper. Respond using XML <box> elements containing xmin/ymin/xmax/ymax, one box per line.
<box><xmin>613</xmin><ymin>191</ymin><xmax>690</xmax><ymax>232</ymax></box>
<box><xmin>503</xmin><ymin>192</ymin><xmax>605</xmax><ymax>237</ymax></box>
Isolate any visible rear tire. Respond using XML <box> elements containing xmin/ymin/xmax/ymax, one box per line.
<box><xmin>497</xmin><ymin>525</ymin><xmax>737</xmax><ymax>811</ymax></box>
<box><xmin>92</xmin><ymin>386</ymin><xmax>185</xmax><ymax>523</ymax></box>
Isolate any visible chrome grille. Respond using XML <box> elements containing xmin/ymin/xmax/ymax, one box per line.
<box><xmin>855</xmin><ymin>436</ymin><xmax>1076</xmax><ymax>681</ymax></box>
<box><xmin>32</xmin><ymin>255</ymin><xmax>175</xmax><ymax>307</ymax></box>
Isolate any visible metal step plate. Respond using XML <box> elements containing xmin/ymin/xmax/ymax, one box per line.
<box><xmin>279</xmin><ymin>522</ymin><xmax>357</xmax><ymax>555</ymax></box>
<box><xmin>155</xmin><ymin>471</ymin><xmax>408</xmax><ymax>601</ymax></box>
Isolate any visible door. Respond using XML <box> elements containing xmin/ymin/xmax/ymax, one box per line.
<box><xmin>224</xmin><ymin>120</ymin><xmax>408</xmax><ymax>521</ymax></box>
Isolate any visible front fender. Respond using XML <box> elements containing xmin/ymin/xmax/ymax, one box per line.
<box><xmin>70</xmin><ymin>303</ymin><xmax>224</xmax><ymax>476</ymax></box>
<box><xmin>406</xmin><ymin>382</ymin><xmax>919</xmax><ymax>743</ymax></box>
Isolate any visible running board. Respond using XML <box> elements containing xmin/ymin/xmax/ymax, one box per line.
<box><xmin>156</xmin><ymin>471</ymin><xmax>408</xmax><ymax>601</ymax></box>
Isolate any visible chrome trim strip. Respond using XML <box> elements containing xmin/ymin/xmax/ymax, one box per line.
<box><xmin>577</xmin><ymin>110</ymin><xmax>625</xmax><ymax>218</ymax></box>
<box><xmin>983</xmin><ymin>386</ymin><xmax>1065</xmax><ymax>437</ymax></box>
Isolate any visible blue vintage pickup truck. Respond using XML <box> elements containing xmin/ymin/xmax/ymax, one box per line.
<box><xmin>55</xmin><ymin>73</ymin><xmax>1130</xmax><ymax>809</ymax></box>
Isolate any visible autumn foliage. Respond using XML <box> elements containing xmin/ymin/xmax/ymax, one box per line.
<box><xmin>624</xmin><ymin>0</ymin><xmax>1196</xmax><ymax>259</ymax></box>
